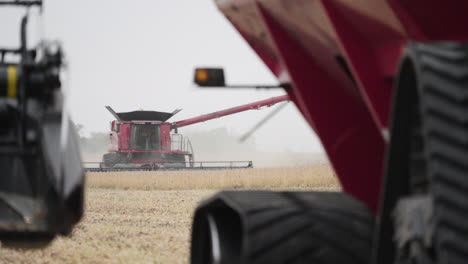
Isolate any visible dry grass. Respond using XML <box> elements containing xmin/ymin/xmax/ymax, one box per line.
<box><xmin>87</xmin><ymin>164</ymin><xmax>339</xmax><ymax>190</ymax></box>
<box><xmin>0</xmin><ymin>189</ymin><xmax>214</xmax><ymax>264</ymax></box>
<box><xmin>0</xmin><ymin>165</ymin><xmax>340</xmax><ymax>263</ymax></box>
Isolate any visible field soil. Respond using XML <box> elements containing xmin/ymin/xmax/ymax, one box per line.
<box><xmin>0</xmin><ymin>166</ymin><xmax>340</xmax><ymax>264</ymax></box>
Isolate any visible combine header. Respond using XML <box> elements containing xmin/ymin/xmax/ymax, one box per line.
<box><xmin>84</xmin><ymin>95</ymin><xmax>288</xmax><ymax>172</ymax></box>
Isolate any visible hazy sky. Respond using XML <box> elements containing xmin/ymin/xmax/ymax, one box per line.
<box><xmin>1</xmin><ymin>0</ymin><xmax>324</xmax><ymax>153</ymax></box>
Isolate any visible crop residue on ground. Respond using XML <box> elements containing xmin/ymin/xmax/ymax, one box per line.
<box><xmin>0</xmin><ymin>165</ymin><xmax>340</xmax><ymax>263</ymax></box>
<box><xmin>87</xmin><ymin>164</ymin><xmax>339</xmax><ymax>190</ymax></box>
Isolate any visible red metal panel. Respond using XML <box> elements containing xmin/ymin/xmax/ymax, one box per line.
<box><xmin>118</xmin><ymin>124</ymin><xmax>131</xmax><ymax>150</ymax></box>
<box><xmin>215</xmin><ymin>0</ymin><xmax>468</xmax><ymax>211</ymax></box>
<box><xmin>258</xmin><ymin>5</ymin><xmax>385</xmax><ymax>212</ymax></box>
<box><xmin>388</xmin><ymin>0</ymin><xmax>468</xmax><ymax>41</ymax></box>
<box><xmin>320</xmin><ymin>0</ymin><xmax>406</xmax><ymax>128</ymax></box>
<box><xmin>160</xmin><ymin>124</ymin><xmax>172</xmax><ymax>151</ymax></box>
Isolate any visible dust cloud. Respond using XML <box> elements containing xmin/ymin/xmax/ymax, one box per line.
<box><xmin>79</xmin><ymin>126</ymin><xmax>328</xmax><ymax>168</ymax></box>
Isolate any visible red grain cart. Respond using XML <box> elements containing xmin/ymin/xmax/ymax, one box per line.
<box><xmin>190</xmin><ymin>1</ymin><xmax>468</xmax><ymax>264</ymax></box>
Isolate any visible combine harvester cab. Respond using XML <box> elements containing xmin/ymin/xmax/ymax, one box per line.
<box><xmin>100</xmin><ymin>107</ymin><xmax>193</xmax><ymax>170</ymax></box>
<box><xmin>190</xmin><ymin>1</ymin><xmax>468</xmax><ymax>264</ymax></box>
<box><xmin>85</xmin><ymin>95</ymin><xmax>288</xmax><ymax>172</ymax></box>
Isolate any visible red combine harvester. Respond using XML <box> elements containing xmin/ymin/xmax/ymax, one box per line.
<box><xmin>84</xmin><ymin>95</ymin><xmax>288</xmax><ymax>171</ymax></box>
<box><xmin>189</xmin><ymin>1</ymin><xmax>468</xmax><ymax>264</ymax></box>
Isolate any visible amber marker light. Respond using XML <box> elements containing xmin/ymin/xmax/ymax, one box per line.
<box><xmin>193</xmin><ymin>68</ymin><xmax>226</xmax><ymax>87</ymax></box>
<box><xmin>195</xmin><ymin>69</ymin><xmax>209</xmax><ymax>83</ymax></box>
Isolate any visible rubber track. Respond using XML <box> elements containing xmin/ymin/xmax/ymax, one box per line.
<box><xmin>223</xmin><ymin>191</ymin><xmax>373</xmax><ymax>264</ymax></box>
<box><xmin>102</xmin><ymin>152</ymin><xmax>126</xmax><ymax>168</ymax></box>
<box><xmin>417</xmin><ymin>43</ymin><xmax>468</xmax><ymax>264</ymax></box>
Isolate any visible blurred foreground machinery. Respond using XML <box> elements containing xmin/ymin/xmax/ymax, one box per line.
<box><xmin>0</xmin><ymin>0</ymin><xmax>84</xmax><ymax>247</ymax></box>
<box><xmin>190</xmin><ymin>1</ymin><xmax>468</xmax><ymax>264</ymax></box>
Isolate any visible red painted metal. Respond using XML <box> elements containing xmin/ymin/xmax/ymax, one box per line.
<box><xmin>213</xmin><ymin>0</ymin><xmax>468</xmax><ymax>212</ymax></box>
<box><xmin>119</xmin><ymin>124</ymin><xmax>131</xmax><ymax>150</ymax></box>
<box><xmin>388</xmin><ymin>0</ymin><xmax>468</xmax><ymax>41</ymax></box>
<box><xmin>172</xmin><ymin>94</ymin><xmax>289</xmax><ymax>129</ymax></box>
<box><xmin>258</xmin><ymin>5</ymin><xmax>384</xmax><ymax>212</ymax></box>
<box><xmin>320</xmin><ymin>0</ymin><xmax>404</xmax><ymax>128</ymax></box>
<box><xmin>121</xmin><ymin>150</ymin><xmax>189</xmax><ymax>154</ymax></box>
<box><xmin>160</xmin><ymin>124</ymin><xmax>172</xmax><ymax>151</ymax></box>
<box><xmin>106</xmin><ymin>95</ymin><xmax>289</xmax><ymax>166</ymax></box>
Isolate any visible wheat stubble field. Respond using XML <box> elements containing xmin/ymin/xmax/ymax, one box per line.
<box><xmin>0</xmin><ymin>164</ymin><xmax>339</xmax><ymax>264</ymax></box>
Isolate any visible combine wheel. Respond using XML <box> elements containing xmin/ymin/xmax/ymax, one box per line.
<box><xmin>191</xmin><ymin>191</ymin><xmax>374</xmax><ymax>264</ymax></box>
<box><xmin>382</xmin><ymin>43</ymin><xmax>468</xmax><ymax>264</ymax></box>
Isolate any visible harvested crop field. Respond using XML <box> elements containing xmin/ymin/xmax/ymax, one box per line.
<box><xmin>0</xmin><ymin>165</ymin><xmax>340</xmax><ymax>264</ymax></box>
<box><xmin>86</xmin><ymin>164</ymin><xmax>338</xmax><ymax>190</ymax></box>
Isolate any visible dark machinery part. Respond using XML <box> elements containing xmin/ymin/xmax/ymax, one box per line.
<box><xmin>102</xmin><ymin>152</ymin><xmax>128</xmax><ymax>168</ymax></box>
<box><xmin>193</xmin><ymin>68</ymin><xmax>290</xmax><ymax>89</ymax></box>
<box><xmin>191</xmin><ymin>191</ymin><xmax>374</xmax><ymax>264</ymax></box>
<box><xmin>111</xmin><ymin>109</ymin><xmax>176</xmax><ymax>122</ymax></box>
<box><xmin>87</xmin><ymin>161</ymin><xmax>254</xmax><ymax>172</ymax></box>
<box><xmin>375</xmin><ymin>43</ymin><xmax>468</xmax><ymax>264</ymax></box>
<box><xmin>0</xmin><ymin>0</ymin><xmax>42</xmax><ymax>7</ymax></box>
<box><xmin>89</xmin><ymin>152</ymin><xmax>253</xmax><ymax>172</ymax></box>
<box><xmin>0</xmin><ymin>1</ymin><xmax>84</xmax><ymax>248</ymax></box>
